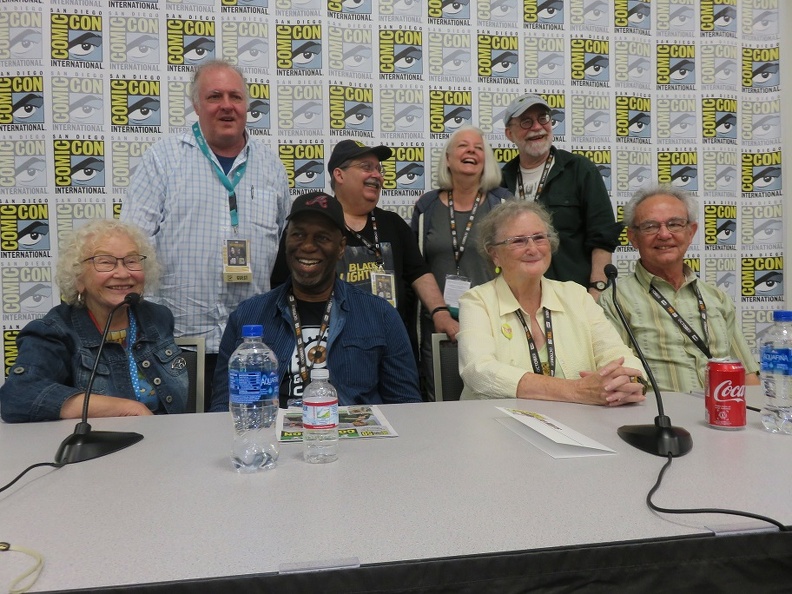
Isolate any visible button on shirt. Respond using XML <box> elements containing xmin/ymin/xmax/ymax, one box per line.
<box><xmin>123</xmin><ymin>131</ymin><xmax>290</xmax><ymax>353</ymax></box>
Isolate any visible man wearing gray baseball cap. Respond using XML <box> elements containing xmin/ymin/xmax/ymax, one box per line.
<box><xmin>500</xmin><ymin>93</ymin><xmax>621</xmax><ymax>298</ymax></box>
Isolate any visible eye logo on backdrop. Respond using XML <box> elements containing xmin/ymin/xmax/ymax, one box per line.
<box><xmin>656</xmin><ymin>96</ymin><xmax>696</xmax><ymax>143</ymax></box>
<box><xmin>278</xmin><ymin>142</ymin><xmax>324</xmax><ymax>193</ymax></box>
<box><xmin>328</xmin><ymin>25</ymin><xmax>372</xmax><ymax>77</ymax></box>
<box><xmin>524</xmin><ymin>36</ymin><xmax>565</xmax><ymax>85</ymax></box>
<box><xmin>658</xmin><ymin>149</ymin><xmax>698</xmax><ymax>192</ymax></box>
<box><xmin>0</xmin><ymin>75</ymin><xmax>45</xmax><ymax>131</ymax></box>
<box><xmin>428</xmin><ymin>0</ymin><xmax>471</xmax><ymax>25</ymax></box>
<box><xmin>523</xmin><ymin>0</ymin><xmax>564</xmax><ymax>29</ymax></box>
<box><xmin>477</xmin><ymin>0</ymin><xmax>520</xmax><ymax>27</ymax></box>
<box><xmin>0</xmin><ymin>139</ymin><xmax>47</xmax><ymax>193</ymax></box>
<box><xmin>0</xmin><ymin>200</ymin><xmax>51</xmax><ymax>257</ymax></box>
<box><xmin>702</xmin><ymin>149</ymin><xmax>738</xmax><ymax>196</ymax></box>
<box><xmin>379</xmin><ymin>28</ymin><xmax>423</xmax><ymax>80</ymax></box>
<box><xmin>50</xmin><ymin>12</ymin><xmax>103</xmax><ymax>68</ymax></box>
<box><xmin>109</xmin><ymin>77</ymin><xmax>161</xmax><ymax>133</ymax></box>
<box><xmin>614</xmin><ymin>0</ymin><xmax>650</xmax><ymax>34</ymax></box>
<box><xmin>478</xmin><ymin>89</ymin><xmax>515</xmax><ymax>134</ymax></box>
<box><xmin>741</xmin><ymin>45</ymin><xmax>780</xmax><ymax>93</ymax></box>
<box><xmin>701</xmin><ymin>97</ymin><xmax>737</xmax><ymax>144</ymax></box>
<box><xmin>1</xmin><ymin>265</ymin><xmax>53</xmax><ymax>318</ymax></box>
<box><xmin>615</xmin><ymin>94</ymin><xmax>650</xmax><ymax>142</ymax></box>
<box><xmin>656</xmin><ymin>0</ymin><xmax>696</xmax><ymax>35</ymax></box>
<box><xmin>741</xmin><ymin>150</ymin><xmax>782</xmax><ymax>196</ymax></box>
<box><xmin>544</xmin><ymin>92</ymin><xmax>566</xmax><ymax>140</ymax></box>
<box><xmin>108</xmin><ymin>16</ymin><xmax>159</xmax><ymax>69</ymax></box>
<box><xmin>570</xmin><ymin>92</ymin><xmax>609</xmax><ymax>141</ymax></box>
<box><xmin>703</xmin><ymin>203</ymin><xmax>737</xmax><ymax>249</ymax></box>
<box><xmin>221</xmin><ymin>20</ymin><xmax>269</xmax><ymax>73</ymax></box>
<box><xmin>477</xmin><ymin>33</ymin><xmax>519</xmax><ymax>84</ymax></box>
<box><xmin>166</xmin><ymin>17</ymin><xmax>216</xmax><ymax>70</ymax></box>
<box><xmin>428</xmin><ymin>31</ymin><xmax>471</xmax><ymax>81</ymax></box>
<box><xmin>381</xmin><ymin>145</ymin><xmax>424</xmax><ymax>196</ymax></box>
<box><xmin>741</xmin><ymin>254</ymin><xmax>783</xmax><ymax>302</ymax></box>
<box><xmin>328</xmin><ymin>0</ymin><xmax>372</xmax><ymax>18</ymax></box>
<box><xmin>741</xmin><ymin>98</ymin><xmax>780</xmax><ymax>146</ymax></box>
<box><xmin>379</xmin><ymin>0</ymin><xmax>422</xmax><ymax>22</ymax></box>
<box><xmin>742</xmin><ymin>203</ymin><xmax>783</xmax><ymax>248</ymax></box>
<box><xmin>111</xmin><ymin>138</ymin><xmax>156</xmax><ymax>192</ymax></box>
<box><xmin>569</xmin><ymin>0</ymin><xmax>610</xmax><ymax>31</ymax></box>
<box><xmin>573</xmin><ymin>148</ymin><xmax>611</xmax><ymax>192</ymax></box>
<box><xmin>380</xmin><ymin>87</ymin><xmax>423</xmax><ymax>138</ymax></box>
<box><xmin>51</xmin><ymin>73</ymin><xmax>104</xmax><ymax>131</ymax></box>
<box><xmin>329</xmin><ymin>83</ymin><xmax>374</xmax><ymax>137</ymax></box>
<box><xmin>741</xmin><ymin>308</ymin><xmax>775</xmax><ymax>354</ymax></box>
<box><xmin>276</xmin><ymin>23</ymin><xmax>322</xmax><ymax>75</ymax></box>
<box><xmin>0</xmin><ymin>10</ymin><xmax>43</xmax><ymax>62</ymax></box>
<box><xmin>656</xmin><ymin>43</ymin><xmax>695</xmax><ymax>90</ymax></box>
<box><xmin>700</xmin><ymin>0</ymin><xmax>737</xmax><ymax>37</ymax></box>
<box><xmin>277</xmin><ymin>82</ymin><xmax>323</xmax><ymax>133</ymax></box>
<box><xmin>53</xmin><ymin>137</ymin><xmax>106</xmax><ymax>193</ymax></box>
<box><xmin>705</xmin><ymin>257</ymin><xmax>738</xmax><ymax>300</ymax></box>
<box><xmin>429</xmin><ymin>88</ymin><xmax>472</xmax><ymax>139</ymax></box>
<box><xmin>614</xmin><ymin>39</ymin><xmax>650</xmax><ymax>89</ymax></box>
<box><xmin>615</xmin><ymin>148</ymin><xmax>652</xmax><ymax>196</ymax></box>
<box><xmin>54</xmin><ymin>199</ymin><xmax>107</xmax><ymax>252</ymax></box>
<box><xmin>570</xmin><ymin>37</ymin><xmax>609</xmax><ymax>87</ymax></box>
<box><xmin>742</xmin><ymin>0</ymin><xmax>778</xmax><ymax>39</ymax></box>
<box><xmin>246</xmin><ymin>82</ymin><xmax>270</xmax><ymax>134</ymax></box>
<box><xmin>166</xmin><ymin>80</ymin><xmax>197</xmax><ymax>132</ymax></box>
<box><xmin>220</xmin><ymin>0</ymin><xmax>269</xmax><ymax>14</ymax></box>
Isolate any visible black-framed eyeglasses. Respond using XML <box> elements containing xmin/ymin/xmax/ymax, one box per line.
<box><xmin>344</xmin><ymin>161</ymin><xmax>385</xmax><ymax>175</ymax></box>
<box><xmin>513</xmin><ymin>112</ymin><xmax>551</xmax><ymax>129</ymax></box>
<box><xmin>491</xmin><ymin>233</ymin><xmax>550</xmax><ymax>250</ymax></box>
<box><xmin>83</xmin><ymin>254</ymin><xmax>147</xmax><ymax>272</ymax></box>
<box><xmin>632</xmin><ymin>219</ymin><xmax>689</xmax><ymax>236</ymax></box>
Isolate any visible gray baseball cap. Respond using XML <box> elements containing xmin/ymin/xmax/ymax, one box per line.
<box><xmin>503</xmin><ymin>94</ymin><xmax>550</xmax><ymax>126</ymax></box>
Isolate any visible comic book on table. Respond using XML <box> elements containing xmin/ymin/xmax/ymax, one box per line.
<box><xmin>276</xmin><ymin>405</ymin><xmax>398</xmax><ymax>442</ymax></box>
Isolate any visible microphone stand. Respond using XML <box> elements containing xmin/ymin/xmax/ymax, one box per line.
<box><xmin>54</xmin><ymin>293</ymin><xmax>144</xmax><ymax>464</ymax></box>
<box><xmin>605</xmin><ymin>265</ymin><xmax>692</xmax><ymax>457</ymax></box>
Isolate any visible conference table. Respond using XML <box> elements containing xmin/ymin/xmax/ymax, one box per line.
<box><xmin>1</xmin><ymin>393</ymin><xmax>791</xmax><ymax>593</ymax></box>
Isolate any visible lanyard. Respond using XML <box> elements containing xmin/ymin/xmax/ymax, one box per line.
<box><xmin>192</xmin><ymin>122</ymin><xmax>248</xmax><ymax>231</ymax></box>
<box><xmin>345</xmin><ymin>211</ymin><xmax>384</xmax><ymax>266</ymax></box>
<box><xmin>125</xmin><ymin>309</ymin><xmax>146</xmax><ymax>400</ymax></box>
<box><xmin>516</xmin><ymin>147</ymin><xmax>555</xmax><ymax>201</ymax></box>
<box><xmin>514</xmin><ymin>307</ymin><xmax>556</xmax><ymax>377</ymax></box>
<box><xmin>447</xmin><ymin>190</ymin><xmax>481</xmax><ymax>275</ymax></box>
<box><xmin>288</xmin><ymin>291</ymin><xmax>333</xmax><ymax>385</ymax></box>
<box><xmin>648</xmin><ymin>282</ymin><xmax>711</xmax><ymax>358</ymax></box>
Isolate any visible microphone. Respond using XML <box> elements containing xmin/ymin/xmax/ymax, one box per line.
<box><xmin>604</xmin><ymin>265</ymin><xmax>692</xmax><ymax>457</ymax></box>
<box><xmin>54</xmin><ymin>292</ymin><xmax>144</xmax><ymax>464</ymax></box>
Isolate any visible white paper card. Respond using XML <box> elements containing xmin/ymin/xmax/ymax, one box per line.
<box><xmin>496</xmin><ymin>407</ymin><xmax>616</xmax><ymax>459</ymax></box>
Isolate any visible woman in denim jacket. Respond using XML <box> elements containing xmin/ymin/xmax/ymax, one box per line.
<box><xmin>0</xmin><ymin>220</ymin><xmax>188</xmax><ymax>422</ymax></box>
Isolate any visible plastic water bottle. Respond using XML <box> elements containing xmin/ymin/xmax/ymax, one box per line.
<box><xmin>760</xmin><ymin>310</ymin><xmax>792</xmax><ymax>434</ymax></box>
<box><xmin>302</xmin><ymin>369</ymin><xmax>339</xmax><ymax>464</ymax></box>
<box><xmin>229</xmin><ymin>325</ymin><xmax>280</xmax><ymax>472</ymax></box>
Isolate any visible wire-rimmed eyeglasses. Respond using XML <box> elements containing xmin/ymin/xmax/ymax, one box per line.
<box><xmin>512</xmin><ymin>112</ymin><xmax>551</xmax><ymax>129</ymax></box>
<box><xmin>82</xmin><ymin>254</ymin><xmax>147</xmax><ymax>272</ymax></box>
<box><xmin>632</xmin><ymin>219</ymin><xmax>689</xmax><ymax>236</ymax></box>
<box><xmin>491</xmin><ymin>233</ymin><xmax>550</xmax><ymax>250</ymax></box>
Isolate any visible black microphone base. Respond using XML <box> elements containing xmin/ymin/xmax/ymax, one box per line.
<box><xmin>618</xmin><ymin>421</ymin><xmax>693</xmax><ymax>457</ymax></box>
<box><xmin>54</xmin><ymin>430</ymin><xmax>143</xmax><ymax>465</ymax></box>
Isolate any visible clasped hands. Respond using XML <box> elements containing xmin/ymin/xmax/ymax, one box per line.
<box><xmin>578</xmin><ymin>357</ymin><xmax>646</xmax><ymax>407</ymax></box>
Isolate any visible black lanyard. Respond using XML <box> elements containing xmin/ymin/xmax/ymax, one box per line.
<box><xmin>287</xmin><ymin>291</ymin><xmax>333</xmax><ymax>385</ymax></box>
<box><xmin>345</xmin><ymin>211</ymin><xmax>384</xmax><ymax>266</ymax></box>
<box><xmin>447</xmin><ymin>190</ymin><xmax>481</xmax><ymax>275</ymax></box>
<box><xmin>516</xmin><ymin>147</ymin><xmax>555</xmax><ymax>201</ymax></box>
<box><xmin>515</xmin><ymin>307</ymin><xmax>555</xmax><ymax>377</ymax></box>
<box><xmin>648</xmin><ymin>282</ymin><xmax>711</xmax><ymax>359</ymax></box>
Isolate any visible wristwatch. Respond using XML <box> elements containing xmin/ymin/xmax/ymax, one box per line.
<box><xmin>588</xmin><ymin>280</ymin><xmax>608</xmax><ymax>291</ymax></box>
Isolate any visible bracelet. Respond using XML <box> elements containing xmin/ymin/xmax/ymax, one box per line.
<box><xmin>430</xmin><ymin>306</ymin><xmax>450</xmax><ymax>317</ymax></box>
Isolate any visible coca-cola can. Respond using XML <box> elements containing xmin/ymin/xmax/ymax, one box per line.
<box><xmin>705</xmin><ymin>358</ymin><xmax>746</xmax><ymax>429</ymax></box>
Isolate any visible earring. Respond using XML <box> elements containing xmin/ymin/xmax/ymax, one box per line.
<box><xmin>76</xmin><ymin>292</ymin><xmax>84</xmax><ymax>306</ymax></box>
<box><xmin>494</xmin><ymin>266</ymin><xmax>501</xmax><ymax>274</ymax></box>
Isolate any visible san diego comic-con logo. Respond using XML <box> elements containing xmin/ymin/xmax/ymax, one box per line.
<box><xmin>570</xmin><ymin>38</ymin><xmax>609</xmax><ymax>87</ymax></box>
<box><xmin>427</xmin><ymin>32</ymin><xmax>470</xmax><ymax>81</ymax></box>
<box><xmin>614</xmin><ymin>39</ymin><xmax>650</xmax><ymax>89</ymax></box>
<box><xmin>615</xmin><ymin>95</ymin><xmax>650</xmax><ymax>142</ymax></box>
<box><xmin>570</xmin><ymin>92</ymin><xmax>610</xmax><ymax>140</ymax></box>
<box><xmin>615</xmin><ymin>148</ymin><xmax>651</xmax><ymax>195</ymax></box>
<box><xmin>615</xmin><ymin>204</ymin><xmax>631</xmax><ymax>249</ymax></box>
<box><xmin>742</xmin><ymin>45</ymin><xmax>780</xmax><ymax>93</ymax></box>
<box><xmin>380</xmin><ymin>87</ymin><xmax>423</xmax><ymax>137</ymax></box>
<box><xmin>742</xmin><ymin>203</ymin><xmax>783</xmax><ymax>248</ymax></box>
<box><xmin>700</xmin><ymin>43</ymin><xmax>738</xmax><ymax>90</ymax></box>
<box><xmin>328</xmin><ymin>0</ymin><xmax>372</xmax><ymax>19</ymax></box>
<box><xmin>477</xmin><ymin>0</ymin><xmax>520</xmax><ymax>27</ymax></box>
<box><xmin>701</xmin><ymin>97</ymin><xmax>737</xmax><ymax>144</ymax></box>
<box><xmin>703</xmin><ymin>203</ymin><xmax>737</xmax><ymax>249</ymax></box>
<box><xmin>221</xmin><ymin>20</ymin><xmax>269</xmax><ymax>72</ymax></box>
<box><xmin>111</xmin><ymin>138</ymin><xmax>155</xmax><ymax>192</ymax></box>
<box><xmin>50</xmin><ymin>12</ymin><xmax>103</xmax><ymax>68</ymax></box>
<box><xmin>0</xmin><ymin>76</ymin><xmax>44</xmax><ymax>130</ymax></box>
<box><xmin>379</xmin><ymin>0</ymin><xmax>422</xmax><ymax>22</ymax></box>
<box><xmin>656</xmin><ymin>0</ymin><xmax>696</xmax><ymax>35</ymax></box>
<box><xmin>704</xmin><ymin>256</ymin><xmax>738</xmax><ymax>300</ymax></box>
<box><xmin>702</xmin><ymin>149</ymin><xmax>738</xmax><ymax>195</ymax></box>
<box><xmin>220</xmin><ymin>0</ymin><xmax>269</xmax><ymax>15</ymax></box>
<box><xmin>742</xmin><ymin>308</ymin><xmax>775</xmax><ymax>354</ymax></box>
<box><xmin>276</xmin><ymin>23</ymin><xmax>322</xmax><ymax>76</ymax></box>
<box><xmin>742</xmin><ymin>98</ymin><xmax>780</xmax><ymax>145</ymax></box>
<box><xmin>656</xmin><ymin>43</ymin><xmax>695</xmax><ymax>90</ymax></box>
<box><xmin>492</xmin><ymin>146</ymin><xmax>518</xmax><ymax>168</ymax></box>
<box><xmin>381</xmin><ymin>145</ymin><xmax>424</xmax><ymax>195</ymax></box>
<box><xmin>277</xmin><ymin>82</ymin><xmax>323</xmax><ymax>134</ymax></box>
<box><xmin>614</xmin><ymin>0</ymin><xmax>650</xmax><ymax>34</ymax></box>
<box><xmin>524</xmin><ymin>37</ymin><xmax>564</xmax><ymax>84</ymax></box>
<box><xmin>741</xmin><ymin>255</ymin><xmax>783</xmax><ymax>302</ymax></box>
<box><xmin>478</xmin><ymin>89</ymin><xmax>514</xmax><ymax>135</ymax></box>
<box><xmin>246</xmin><ymin>82</ymin><xmax>270</xmax><ymax>134</ymax></box>
<box><xmin>658</xmin><ymin>150</ymin><xmax>697</xmax><ymax>192</ymax></box>
<box><xmin>569</xmin><ymin>0</ymin><xmax>610</xmax><ymax>31</ymax></box>
<box><xmin>541</xmin><ymin>92</ymin><xmax>566</xmax><ymax>139</ymax></box>
<box><xmin>477</xmin><ymin>34</ymin><xmax>518</xmax><ymax>84</ymax></box>
<box><xmin>166</xmin><ymin>80</ymin><xmax>196</xmax><ymax>132</ymax></box>
<box><xmin>428</xmin><ymin>0</ymin><xmax>471</xmax><ymax>24</ymax></box>
<box><xmin>0</xmin><ymin>10</ymin><xmax>43</xmax><ymax>62</ymax></box>
<box><xmin>700</xmin><ymin>0</ymin><xmax>737</xmax><ymax>37</ymax></box>
<box><xmin>110</xmin><ymin>77</ymin><xmax>161</xmax><ymax>133</ymax></box>
<box><xmin>279</xmin><ymin>143</ymin><xmax>324</xmax><ymax>191</ymax></box>
<box><xmin>523</xmin><ymin>0</ymin><xmax>564</xmax><ymax>29</ymax></box>
<box><xmin>0</xmin><ymin>201</ymin><xmax>50</xmax><ymax>257</ymax></box>
<box><xmin>1</xmin><ymin>265</ymin><xmax>53</xmax><ymax>318</ymax></box>
<box><xmin>54</xmin><ymin>199</ymin><xmax>107</xmax><ymax>251</ymax></box>
<box><xmin>328</xmin><ymin>25</ymin><xmax>372</xmax><ymax>77</ymax></box>
<box><xmin>166</xmin><ymin>16</ymin><xmax>216</xmax><ymax>71</ymax></box>
<box><xmin>741</xmin><ymin>150</ymin><xmax>781</xmax><ymax>196</ymax></box>
<box><xmin>573</xmin><ymin>148</ymin><xmax>611</xmax><ymax>192</ymax></box>
<box><xmin>742</xmin><ymin>0</ymin><xmax>778</xmax><ymax>38</ymax></box>
<box><xmin>379</xmin><ymin>28</ymin><xmax>422</xmax><ymax>81</ymax></box>
<box><xmin>656</xmin><ymin>97</ymin><xmax>697</xmax><ymax>143</ymax></box>
<box><xmin>53</xmin><ymin>138</ymin><xmax>106</xmax><ymax>192</ymax></box>
<box><xmin>429</xmin><ymin>89</ymin><xmax>472</xmax><ymax>139</ymax></box>
<box><xmin>51</xmin><ymin>73</ymin><xmax>104</xmax><ymax>131</ymax></box>
<box><xmin>329</xmin><ymin>84</ymin><xmax>373</xmax><ymax>137</ymax></box>
<box><xmin>0</xmin><ymin>139</ymin><xmax>47</xmax><ymax>192</ymax></box>
<box><xmin>109</xmin><ymin>16</ymin><xmax>159</xmax><ymax>68</ymax></box>
<box><xmin>4</xmin><ymin>329</ymin><xmax>21</xmax><ymax>379</ymax></box>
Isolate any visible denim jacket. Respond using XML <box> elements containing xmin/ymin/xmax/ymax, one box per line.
<box><xmin>0</xmin><ymin>301</ymin><xmax>188</xmax><ymax>423</ymax></box>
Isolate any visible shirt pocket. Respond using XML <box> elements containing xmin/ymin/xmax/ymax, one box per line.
<box><xmin>77</xmin><ymin>350</ymin><xmax>112</xmax><ymax>395</ymax></box>
<box><xmin>337</xmin><ymin>334</ymin><xmax>387</xmax><ymax>391</ymax></box>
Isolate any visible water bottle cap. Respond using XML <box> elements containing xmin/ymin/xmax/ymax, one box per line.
<box><xmin>310</xmin><ymin>368</ymin><xmax>330</xmax><ymax>381</ymax></box>
<box><xmin>773</xmin><ymin>310</ymin><xmax>792</xmax><ymax>322</ymax></box>
<box><xmin>242</xmin><ymin>324</ymin><xmax>264</xmax><ymax>338</ymax></box>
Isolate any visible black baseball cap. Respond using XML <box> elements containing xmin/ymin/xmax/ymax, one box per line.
<box><xmin>327</xmin><ymin>139</ymin><xmax>392</xmax><ymax>175</ymax></box>
<box><xmin>287</xmin><ymin>191</ymin><xmax>345</xmax><ymax>232</ymax></box>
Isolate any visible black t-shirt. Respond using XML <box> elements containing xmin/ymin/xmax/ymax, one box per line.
<box><xmin>278</xmin><ymin>298</ymin><xmax>328</xmax><ymax>408</ymax></box>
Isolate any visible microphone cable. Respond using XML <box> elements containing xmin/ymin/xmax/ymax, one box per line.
<box><xmin>0</xmin><ymin>461</ymin><xmax>64</xmax><ymax>495</ymax></box>
<box><xmin>646</xmin><ymin>453</ymin><xmax>789</xmax><ymax>532</ymax></box>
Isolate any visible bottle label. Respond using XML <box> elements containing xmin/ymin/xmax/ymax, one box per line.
<box><xmin>302</xmin><ymin>398</ymin><xmax>338</xmax><ymax>429</ymax></box>
<box><xmin>761</xmin><ymin>347</ymin><xmax>792</xmax><ymax>375</ymax></box>
<box><xmin>261</xmin><ymin>371</ymin><xmax>278</xmax><ymax>397</ymax></box>
<box><xmin>229</xmin><ymin>370</ymin><xmax>262</xmax><ymax>404</ymax></box>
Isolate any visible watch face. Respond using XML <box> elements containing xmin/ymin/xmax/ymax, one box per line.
<box><xmin>590</xmin><ymin>281</ymin><xmax>607</xmax><ymax>291</ymax></box>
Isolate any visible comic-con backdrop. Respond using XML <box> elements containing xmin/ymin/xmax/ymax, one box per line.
<box><xmin>0</xmin><ymin>0</ymin><xmax>784</xmax><ymax>380</ymax></box>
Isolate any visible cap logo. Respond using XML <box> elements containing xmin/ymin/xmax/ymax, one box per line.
<box><xmin>306</xmin><ymin>195</ymin><xmax>328</xmax><ymax>208</ymax></box>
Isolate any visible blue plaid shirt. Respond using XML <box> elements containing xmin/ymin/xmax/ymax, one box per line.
<box><xmin>123</xmin><ymin>130</ymin><xmax>290</xmax><ymax>353</ymax></box>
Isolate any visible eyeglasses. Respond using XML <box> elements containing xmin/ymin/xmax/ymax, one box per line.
<box><xmin>83</xmin><ymin>254</ymin><xmax>147</xmax><ymax>272</ymax></box>
<box><xmin>512</xmin><ymin>112</ymin><xmax>551</xmax><ymax>129</ymax></box>
<box><xmin>491</xmin><ymin>233</ymin><xmax>550</xmax><ymax>250</ymax></box>
<box><xmin>632</xmin><ymin>218</ymin><xmax>689</xmax><ymax>235</ymax></box>
<box><xmin>345</xmin><ymin>161</ymin><xmax>384</xmax><ymax>175</ymax></box>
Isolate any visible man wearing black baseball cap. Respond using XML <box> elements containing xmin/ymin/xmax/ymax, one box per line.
<box><xmin>211</xmin><ymin>190</ymin><xmax>421</xmax><ymax>410</ymax></box>
<box><xmin>500</xmin><ymin>93</ymin><xmax>621</xmax><ymax>299</ymax></box>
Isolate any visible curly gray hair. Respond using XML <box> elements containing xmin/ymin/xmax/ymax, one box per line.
<box><xmin>56</xmin><ymin>219</ymin><xmax>161</xmax><ymax>306</ymax></box>
<box><xmin>477</xmin><ymin>201</ymin><xmax>560</xmax><ymax>267</ymax></box>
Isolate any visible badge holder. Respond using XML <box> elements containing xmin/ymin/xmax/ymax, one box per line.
<box><xmin>443</xmin><ymin>274</ymin><xmax>470</xmax><ymax>319</ymax></box>
<box><xmin>223</xmin><ymin>238</ymin><xmax>252</xmax><ymax>283</ymax></box>
<box><xmin>370</xmin><ymin>269</ymin><xmax>397</xmax><ymax>308</ymax></box>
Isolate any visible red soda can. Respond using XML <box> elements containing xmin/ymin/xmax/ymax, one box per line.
<box><xmin>705</xmin><ymin>358</ymin><xmax>746</xmax><ymax>429</ymax></box>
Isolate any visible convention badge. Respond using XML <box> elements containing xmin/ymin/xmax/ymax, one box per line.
<box><xmin>444</xmin><ymin>274</ymin><xmax>470</xmax><ymax>318</ymax></box>
<box><xmin>370</xmin><ymin>270</ymin><xmax>397</xmax><ymax>308</ymax></box>
<box><xmin>223</xmin><ymin>238</ymin><xmax>252</xmax><ymax>283</ymax></box>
